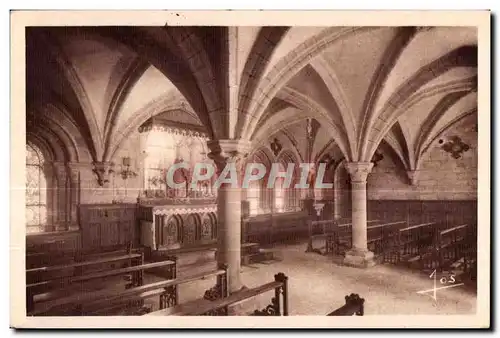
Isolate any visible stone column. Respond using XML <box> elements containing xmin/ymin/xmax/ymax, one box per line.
<box><xmin>333</xmin><ymin>162</ymin><xmax>344</xmax><ymax>220</ymax></box>
<box><xmin>343</xmin><ymin>162</ymin><xmax>375</xmax><ymax>268</ymax></box>
<box><xmin>67</xmin><ymin>162</ymin><xmax>84</xmax><ymax>231</ymax></box>
<box><xmin>53</xmin><ymin>162</ymin><xmax>69</xmax><ymax>231</ymax></box>
<box><xmin>208</xmin><ymin>139</ymin><xmax>251</xmax><ymax>293</ymax></box>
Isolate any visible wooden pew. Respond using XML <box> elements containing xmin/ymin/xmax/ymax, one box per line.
<box><xmin>29</xmin><ymin>264</ymin><xmax>223</xmax><ymax>316</ymax></box>
<box><xmin>315</xmin><ymin>220</ymin><xmax>381</xmax><ymax>256</ymax></box>
<box><xmin>383</xmin><ymin>222</ymin><xmax>437</xmax><ymax>265</ymax></box>
<box><xmin>420</xmin><ymin>224</ymin><xmax>472</xmax><ymax>273</ymax></box>
<box><xmin>306</xmin><ymin>219</ymin><xmax>337</xmax><ymax>254</ymax></box>
<box><xmin>327</xmin><ymin>220</ymin><xmax>405</xmax><ymax>257</ymax></box>
<box><xmin>147</xmin><ymin>272</ymin><xmax>289</xmax><ymax>316</ymax></box>
<box><xmin>366</xmin><ymin>220</ymin><xmax>407</xmax><ymax>255</ymax></box>
<box><xmin>327</xmin><ymin>294</ymin><xmax>365</xmax><ymax>316</ymax></box>
<box><xmin>27</xmin><ymin>257</ymin><xmax>176</xmax><ymax>316</ymax></box>
<box><xmin>26</xmin><ymin>242</ymin><xmax>140</xmax><ymax>270</ymax></box>
<box><xmin>26</xmin><ymin>250</ymin><xmax>145</xmax><ymax>313</ymax></box>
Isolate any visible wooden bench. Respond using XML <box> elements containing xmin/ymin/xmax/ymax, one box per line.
<box><xmin>327</xmin><ymin>294</ymin><xmax>365</xmax><ymax>316</ymax></box>
<box><xmin>366</xmin><ymin>220</ymin><xmax>407</xmax><ymax>255</ymax></box>
<box><xmin>307</xmin><ymin>220</ymin><xmax>382</xmax><ymax>256</ymax></box>
<box><xmin>30</xmin><ymin>264</ymin><xmax>224</xmax><ymax>316</ymax></box>
<box><xmin>306</xmin><ymin>219</ymin><xmax>338</xmax><ymax>254</ymax></box>
<box><xmin>26</xmin><ymin>250</ymin><xmax>145</xmax><ymax>312</ymax></box>
<box><xmin>383</xmin><ymin>222</ymin><xmax>437</xmax><ymax>265</ymax></box>
<box><xmin>27</xmin><ymin>257</ymin><xmax>176</xmax><ymax>316</ymax></box>
<box><xmin>26</xmin><ymin>242</ymin><xmax>140</xmax><ymax>269</ymax></box>
<box><xmin>419</xmin><ymin>224</ymin><xmax>473</xmax><ymax>273</ymax></box>
<box><xmin>147</xmin><ymin>272</ymin><xmax>288</xmax><ymax>316</ymax></box>
<box><xmin>326</xmin><ymin>220</ymin><xmax>406</xmax><ymax>256</ymax></box>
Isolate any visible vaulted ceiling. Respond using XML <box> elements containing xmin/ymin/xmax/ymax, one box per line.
<box><xmin>26</xmin><ymin>26</ymin><xmax>478</xmax><ymax>172</ymax></box>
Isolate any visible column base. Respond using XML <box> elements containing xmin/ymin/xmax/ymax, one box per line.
<box><xmin>343</xmin><ymin>248</ymin><xmax>376</xmax><ymax>268</ymax></box>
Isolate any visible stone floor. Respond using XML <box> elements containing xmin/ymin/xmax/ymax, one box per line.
<box><xmin>145</xmin><ymin>240</ymin><xmax>477</xmax><ymax>316</ymax></box>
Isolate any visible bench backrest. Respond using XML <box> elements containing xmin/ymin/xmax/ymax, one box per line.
<box><xmin>29</xmin><ymin>266</ymin><xmax>224</xmax><ymax>316</ymax></box>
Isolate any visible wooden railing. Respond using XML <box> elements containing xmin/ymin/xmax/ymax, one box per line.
<box><xmin>147</xmin><ymin>272</ymin><xmax>289</xmax><ymax>316</ymax></box>
<box><xmin>26</xmin><ymin>246</ymin><xmax>148</xmax><ymax>313</ymax></box>
<box><xmin>28</xmin><ymin>257</ymin><xmax>178</xmax><ymax>316</ymax></box>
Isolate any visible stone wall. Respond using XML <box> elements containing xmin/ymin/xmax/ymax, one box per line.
<box><xmin>367</xmin><ymin>115</ymin><xmax>477</xmax><ymax>201</ymax></box>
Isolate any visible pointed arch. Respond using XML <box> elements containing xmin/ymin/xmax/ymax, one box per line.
<box><xmin>102</xmin><ymin>57</ymin><xmax>149</xmax><ymax>160</ymax></box>
<box><xmin>361</xmin><ymin>46</ymin><xmax>477</xmax><ymax>161</ymax></box>
<box><xmin>34</xmin><ymin>30</ymin><xmax>104</xmax><ymax>160</ymax></box>
<box><xmin>357</xmin><ymin>27</ymin><xmax>418</xmax><ymax>158</ymax></box>
<box><xmin>240</xmin><ymin>26</ymin><xmax>381</xmax><ymax>140</ymax></box>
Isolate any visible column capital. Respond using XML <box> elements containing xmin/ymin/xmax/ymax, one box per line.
<box><xmin>344</xmin><ymin>162</ymin><xmax>374</xmax><ymax>183</ymax></box>
<box><xmin>207</xmin><ymin>139</ymin><xmax>252</xmax><ymax>170</ymax></box>
<box><xmin>92</xmin><ymin>161</ymin><xmax>115</xmax><ymax>187</ymax></box>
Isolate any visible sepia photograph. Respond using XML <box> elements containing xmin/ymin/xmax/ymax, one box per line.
<box><xmin>9</xmin><ymin>10</ymin><xmax>491</xmax><ymax>329</ymax></box>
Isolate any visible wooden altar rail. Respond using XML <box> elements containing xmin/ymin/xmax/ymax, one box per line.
<box><xmin>148</xmin><ymin>272</ymin><xmax>288</xmax><ymax>316</ymax></box>
<box><xmin>30</xmin><ymin>266</ymin><xmax>225</xmax><ymax>316</ymax></box>
<box><xmin>327</xmin><ymin>294</ymin><xmax>365</xmax><ymax>316</ymax></box>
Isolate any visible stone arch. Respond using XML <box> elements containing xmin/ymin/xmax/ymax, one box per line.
<box><xmin>239</xmin><ymin>26</ymin><xmax>379</xmax><ymax>139</ymax></box>
<box><xmin>361</xmin><ymin>46</ymin><xmax>477</xmax><ymax>161</ymax></box>
<box><xmin>414</xmin><ymin>91</ymin><xmax>473</xmax><ymax>168</ymax></box>
<box><xmin>26</xmin><ymin>131</ymin><xmax>61</xmax><ymax>163</ymax></box>
<box><xmin>235</xmin><ymin>27</ymin><xmax>291</xmax><ymax>136</ymax></box>
<box><xmin>356</xmin><ymin>27</ymin><xmax>419</xmax><ymax>158</ymax></box>
<box><xmin>271</xmin><ymin>87</ymin><xmax>351</xmax><ymax>160</ymax></box>
<box><xmin>33</xmin><ymin>30</ymin><xmax>104</xmax><ymax>159</ymax></box>
<box><xmin>364</xmin><ymin>75</ymin><xmax>476</xmax><ymax>163</ymax></box>
<box><xmin>106</xmin><ymin>90</ymin><xmax>193</xmax><ymax>162</ymax></box>
<box><xmin>166</xmin><ymin>27</ymin><xmax>224</xmax><ymax>137</ymax></box>
<box><xmin>29</xmin><ymin>103</ymin><xmax>93</xmax><ymax>163</ymax></box>
<box><xmin>80</xmin><ymin>26</ymin><xmax>217</xmax><ymax>140</ymax></box>
<box><xmin>102</xmin><ymin>58</ymin><xmax>150</xmax><ymax>160</ymax></box>
<box><xmin>416</xmin><ymin>108</ymin><xmax>477</xmax><ymax>171</ymax></box>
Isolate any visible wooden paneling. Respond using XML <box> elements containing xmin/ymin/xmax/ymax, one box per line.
<box><xmin>79</xmin><ymin>204</ymin><xmax>138</xmax><ymax>251</ymax></box>
<box><xmin>367</xmin><ymin>200</ymin><xmax>477</xmax><ymax>227</ymax></box>
<box><xmin>245</xmin><ymin>211</ymin><xmax>309</xmax><ymax>245</ymax></box>
<box><xmin>26</xmin><ymin>231</ymin><xmax>81</xmax><ymax>254</ymax></box>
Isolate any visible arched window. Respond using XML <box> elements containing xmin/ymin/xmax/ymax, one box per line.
<box><xmin>247</xmin><ymin>179</ymin><xmax>261</xmax><ymax>216</ymax></box>
<box><xmin>26</xmin><ymin>144</ymin><xmax>47</xmax><ymax>234</ymax></box>
<box><xmin>274</xmin><ymin>176</ymin><xmax>285</xmax><ymax>212</ymax></box>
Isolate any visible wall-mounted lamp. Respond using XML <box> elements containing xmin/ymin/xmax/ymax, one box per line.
<box><xmin>120</xmin><ymin>156</ymin><xmax>138</xmax><ymax>180</ymax></box>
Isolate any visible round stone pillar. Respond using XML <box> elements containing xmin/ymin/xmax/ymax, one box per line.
<box><xmin>208</xmin><ymin>139</ymin><xmax>251</xmax><ymax>293</ymax></box>
<box><xmin>343</xmin><ymin>162</ymin><xmax>375</xmax><ymax>268</ymax></box>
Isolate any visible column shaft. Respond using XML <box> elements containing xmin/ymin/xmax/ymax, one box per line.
<box><xmin>351</xmin><ymin>181</ymin><xmax>368</xmax><ymax>251</ymax></box>
<box><xmin>208</xmin><ymin>139</ymin><xmax>251</xmax><ymax>294</ymax></box>
<box><xmin>216</xmin><ymin>185</ymin><xmax>243</xmax><ymax>292</ymax></box>
<box><xmin>343</xmin><ymin>162</ymin><xmax>375</xmax><ymax>268</ymax></box>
